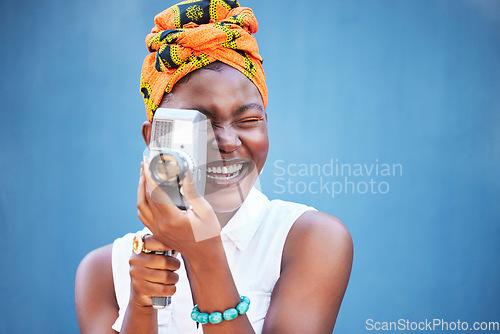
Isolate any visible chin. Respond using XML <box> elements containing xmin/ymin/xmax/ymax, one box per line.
<box><xmin>204</xmin><ymin>162</ymin><xmax>259</xmax><ymax>214</ymax></box>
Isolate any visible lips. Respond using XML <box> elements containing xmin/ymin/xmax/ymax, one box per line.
<box><xmin>207</xmin><ymin>163</ymin><xmax>243</xmax><ymax>181</ymax></box>
<box><xmin>205</xmin><ymin>158</ymin><xmax>253</xmax><ymax>186</ymax></box>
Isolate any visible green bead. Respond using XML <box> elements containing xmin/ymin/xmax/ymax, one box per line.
<box><xmin>223</xmin><ymin>308</ymin><xmax>239</xmax><ymax>321</ymax></box>
<box><xmin>191</xmin><ymin>310</ymin><xmax>200</xmax><ymax>321</ymax></box>
<box><xmin>236</xmin><ymin>301</ymin><xmax>250</xmax><ymax>315</ymax></box>
<box><xmin>197</xmin><ymin>312</ymin><xmax>209</xmax><ymax>324</ymax></box>
<box><xmin>240</xmin><ymin>296</ymin><xmax>250</xmax><ymax>305</ymax></box>
<box><xmin>209</xmin><ymin>312</ymin><xmax>223</xmax><ymax>324</ymax></box>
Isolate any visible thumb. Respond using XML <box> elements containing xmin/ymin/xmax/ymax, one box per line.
<box><xmin>182</xmin><ymin>172</ymin><xmax>217</xmax><ymax>223</ymax></box>
<box><xmin>144</xmin><ymin>157</ymin><xmax>175</xmax><ymax>206</ymax></box>
<box><xmin>182</xmin><ymin>172</ymin><xmax>221</xmax><ymax>242</ymax></box>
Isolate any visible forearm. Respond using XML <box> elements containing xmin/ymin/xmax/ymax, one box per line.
<box><xmin>184</xmin><ymin>237</ymin><xmax>255</xmax><ymax>334</ymax></box>
<box><xmin>120</xmin><ymin>302</ymin><xmax>158</xmax><ymax>334</ymax></box>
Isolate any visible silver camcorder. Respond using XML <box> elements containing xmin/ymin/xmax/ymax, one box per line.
<box><xmin>147</xmin><ymin>108</ymin><xmax>208</xmax><ymax>309</ymax></box>
<box><xmin>149</xmin><ymin>108</ymin><xmax>207</xmax><ymax>210</ymax></box>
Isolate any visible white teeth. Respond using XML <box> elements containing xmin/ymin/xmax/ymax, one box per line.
<box><xmin>207</xmin><ymin>164</ymin><xmax>244</xmax><ymax>174</ymax></box>
<box><xmin>206</xmin><ymin>163</ymin><xmax>245</xmax><ymax>181</ymax></box>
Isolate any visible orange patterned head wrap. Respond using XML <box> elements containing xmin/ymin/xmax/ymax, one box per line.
<box><xmin>140</xmin><ymin>0</ymin><xmax>267</xmax><ymax>122</ymax></box>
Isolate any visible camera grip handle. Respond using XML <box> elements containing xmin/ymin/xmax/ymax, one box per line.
<box><xmin>152</xmin><ymin>250</ymin><xmax>174</xmax><ymax>309</ymax></box>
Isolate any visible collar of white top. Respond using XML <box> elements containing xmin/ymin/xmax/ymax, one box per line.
<box><xmin>220</xmin><ymin>187</ymin><xmax>269</xmax><ymax>251</ymax></box>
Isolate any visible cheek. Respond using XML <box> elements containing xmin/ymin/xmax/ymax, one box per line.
<box><xmin>242</xmin><ymin>128</ymin><xmax>269</xmax><ymax>168</ymax></box>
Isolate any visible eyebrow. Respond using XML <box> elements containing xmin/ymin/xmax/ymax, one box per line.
<box><xmin>233</xmin><ymin>103</ymin><xmax>264</xmax><ymax>116</ymax></box>
<box><xmin>190</xmin><ymin>103</ymin><xmax>264</xmax><ymax>118</ymax></box>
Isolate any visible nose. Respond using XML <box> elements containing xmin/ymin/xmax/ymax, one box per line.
<box><xmin>211</xmin><ymin>126</ymin><xmax>241</xmax><ymax>154</ymax></box>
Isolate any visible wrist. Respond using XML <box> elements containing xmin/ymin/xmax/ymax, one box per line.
<box><xmin>129</xmin><ymin>291</ymin><xmax>160</xmax><ymax>313</ymax></box>
<box><xmin>182</xmin><ymin>239</ymin><xmax>241</xmax><ymax>314</ymax></box>
<box><xmin>182</xmin><ymin>235</ymin><xmax>226</xmax><ymax>267</ymax></box>
<box><xmin>191</xmin><ymin>296</ymin><xmax>250</xmax><ymax>324</ymax></box>
<box><xmin>131</xmin><ymin>302</ymin><xmax>157</xmax><ymax>315</ymax></box>
<box><xmin>122</xmin><ymin>294</ymin><xmax>158</xmax><ymax>334</ymax></box>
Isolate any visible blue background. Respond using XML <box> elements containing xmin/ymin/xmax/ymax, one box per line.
<box><xmin>1</xmin><ymin>0</ymin><xmax>498</xmax><ymax>333</ymax></box>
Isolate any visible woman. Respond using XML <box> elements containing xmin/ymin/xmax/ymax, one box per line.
<box><xmin>75</xmin><ymin>1</ymin><xmax>353</xmax><ymax>333</ymax></box>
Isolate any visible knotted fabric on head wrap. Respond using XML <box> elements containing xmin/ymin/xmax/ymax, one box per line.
<box><xmin>140</xmin><ymin>0</ymin><xmax>267</xmax><ymax>122</ymax></box>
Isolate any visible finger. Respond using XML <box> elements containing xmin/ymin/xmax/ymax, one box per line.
<box><xmin>140</xmin><ymin>163</ymin><xmax>182</xmax><ymax>235</ymax></box>
<box><xmin>147</xmin><ymin>282</ymin><xmax>177</xmax><ymax>298</ymax></box>
<box><xmin>182</xmin><ymin>172</ymin><xmax>218</xmax><ymax>222</ymax></box>
<box><xmin>145</xmin><ymin>269</ymin><xmax>179</xmax><ymax>286</ymax></box>
<box><xmin>138</xmin><ymin>210</ymin><xmax>152</xmax><ymax>231</ymax></box>
<box><xmin>143</xmin><ymin>155</ymin><xmax>150</xmax><ymax>165</ymax></box>
<box><xmin>143</xmin><ymin>158</ymin><xmax>175</xmax><ymax>206</ymax></box>
<box><xmin>137</xmin><ymin>163</ymin><xmax>154</xmax><ymax>224</ymax></box>
<box><xmin>131</xmin><ymin>279</ymin><xmax>177</xmax><ymax>298</ymax></box>
<box><xmin>130</xmin><ymin>252</ymin><xmax>181</xmax><ymax>271</ymax></box>
<box><xmin>143</xmin><ymin>235</ymin><xmax>174</xmax><ymax>253</ymax></box>
<box><xmin>130</xmin><ymin>265</ymin><xmax>179</xmax><ymax>285</ymax></box>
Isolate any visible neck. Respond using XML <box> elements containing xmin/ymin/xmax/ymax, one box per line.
<box><xmin>216</xmin><ymin>210</ymin><xmax>237</xmax><ymax>228</ymax></box>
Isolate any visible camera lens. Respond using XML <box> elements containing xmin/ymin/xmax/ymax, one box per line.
<box><xmin>156</xmin><ymin>154</ymin><xmax>179</xmax><ymax>182</ymax></box>
<box><xmin>150</xmin><ymin>151</ymin><xmax>190</xmax><ymax>185</ymax></box>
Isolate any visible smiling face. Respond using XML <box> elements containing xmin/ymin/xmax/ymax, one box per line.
<box><xmin>153</xmin><ymin>62</ymin><xmax>269</xmax><ymax>214</ymax></box>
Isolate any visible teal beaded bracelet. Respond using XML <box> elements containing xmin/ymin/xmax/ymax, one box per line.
<box><xmin>191</xmin><ymin>296</ymin><xmax>250</xmax><ymax>324</ymax></box>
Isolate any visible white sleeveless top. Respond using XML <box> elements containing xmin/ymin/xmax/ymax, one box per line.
<box><xmin>111</xmin><ymin>188</ymin><xmax>315</xmax><ymax>333</ymax></box>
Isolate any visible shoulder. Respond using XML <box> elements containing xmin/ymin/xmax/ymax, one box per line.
<box><xmin>76</xmin><ymin>244</ymin><xmax>114</xmax><ymax>286</ymax></box>
<box><xmin>282</xmin><ymin>210</ymin><xmax>353</xmax><ymax>277</ymax></box>
<box><xmin>75</xmin><ymin>244</ymin><xmax>119</xmax><ymax>333</ymax></box>
<box><xmin>290</xmin><ymin>210</ymin><xmax>352</xmax><ymax>249</ymax></box>
<box><xmin>264</xmin><ymin>197</ymin><xmax>316</xmax><ymax>226</ymax></box>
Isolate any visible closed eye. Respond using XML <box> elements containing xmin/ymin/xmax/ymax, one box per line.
<box><xmin>236</xmin><ymin>117</ymin><xmax>264</xmax><ymax>128</ymax></box>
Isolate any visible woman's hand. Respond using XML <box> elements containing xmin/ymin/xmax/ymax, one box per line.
<box><xmin>137</xmin><ymin>161</ymin><xmax>222</xmax><ymax>261</ymax></box>
<box><xmin>128</xmin><ymin>235</ymin><xmax>180</xmax><ymax>307</ymax></box>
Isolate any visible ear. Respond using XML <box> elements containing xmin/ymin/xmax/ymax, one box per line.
<box><xmin>142</xmin><ymin>121</ymin><xmax>152</xmax><ymax>147</ymax></box>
